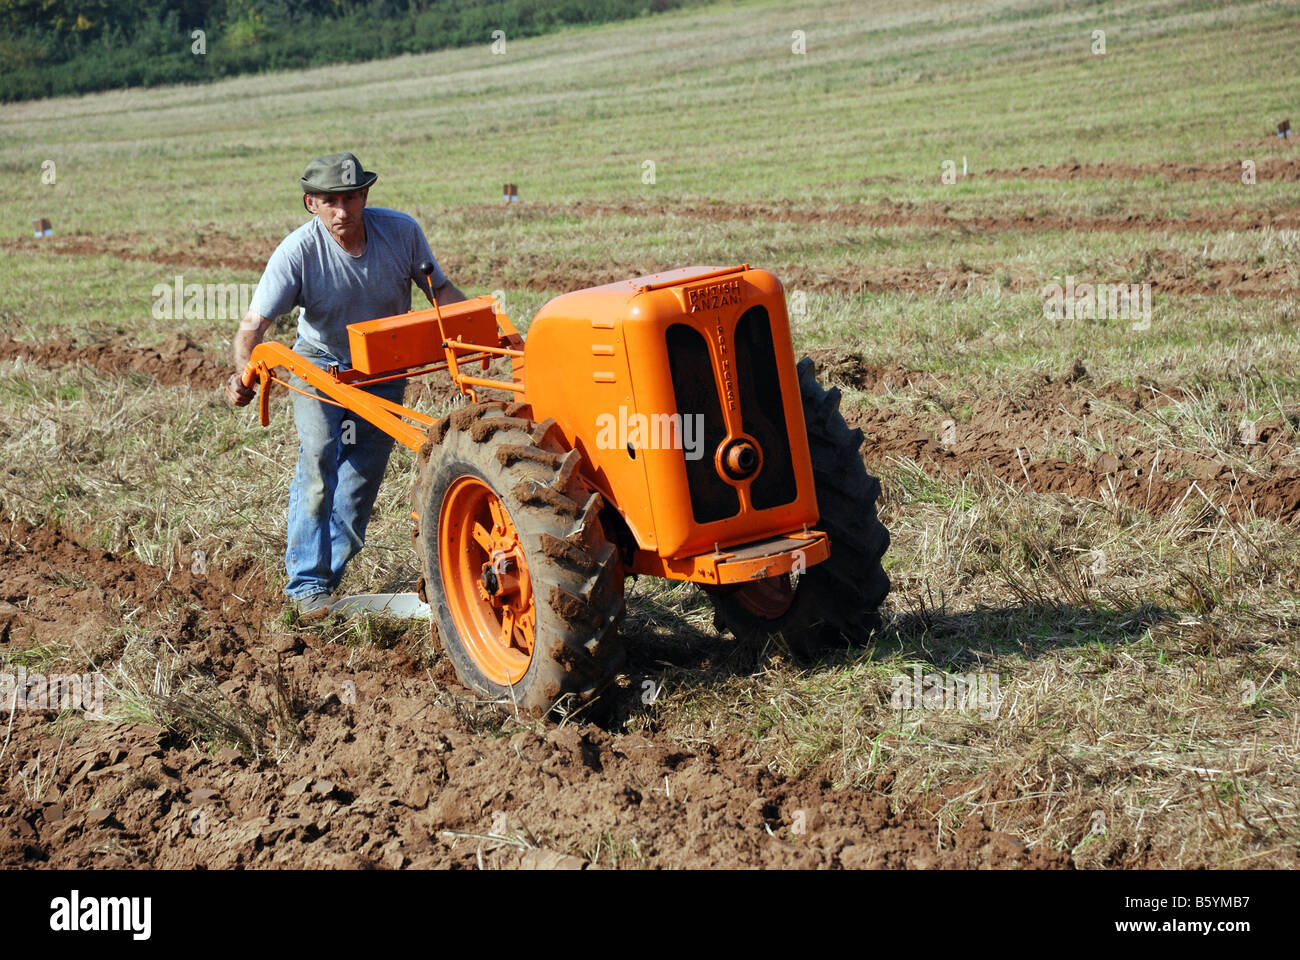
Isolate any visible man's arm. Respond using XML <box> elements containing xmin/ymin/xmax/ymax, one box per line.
<box><xmin>230</xmin><ymin>235</ymin><xmax>300</xmax><ymax>406</ymax></box>
<box><xmin>433</xmin><ymin>280</ymin><xmax>467</xmax><ymax>305</ymax></box>
<box><xmin>225</xmin><ymin>309</ymin><xmax>274</xmax><ymax>406</ymax></box>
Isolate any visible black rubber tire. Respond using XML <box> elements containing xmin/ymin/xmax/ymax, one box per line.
<box><xmin>706</xmin><ymin>356</ymin><xmax>891</xmax><ymax>658</ymax></box>
<box><xmin>411</xmin><ymin>401</ymin><xmax>625</xmax><ymax>719</ymax></box>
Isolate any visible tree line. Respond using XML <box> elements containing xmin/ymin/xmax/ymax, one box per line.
<box><xmin>0</xmin><ymin>0</ymin><xmax>688</xmax><ymax>102</ymax></box>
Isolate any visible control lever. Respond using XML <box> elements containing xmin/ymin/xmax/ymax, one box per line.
<box><xmin>416</xmin><ymin>260</ymin><xmax>438</xmax><ymax>307</ymax></box>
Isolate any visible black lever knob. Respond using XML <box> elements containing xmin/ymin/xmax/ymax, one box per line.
<box><xmin>415</xmin><ymin>260</ymin><xmax>438</xmax><ymax>305</ymax></box>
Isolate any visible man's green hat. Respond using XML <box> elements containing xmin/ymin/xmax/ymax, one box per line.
<box><xmin>299</xmin><ymin>151</ymin><xmax>378</xmax><ymax>194</ymax></box>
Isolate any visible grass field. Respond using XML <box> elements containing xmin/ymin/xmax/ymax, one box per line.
<box><xmin>1</xmin><ymin>0</ymin><xmax>1297</xmax><ymax>869</ymax></box>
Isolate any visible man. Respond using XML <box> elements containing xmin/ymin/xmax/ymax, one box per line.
<box><xmin>226</xmin><ymin>151</ymin><xmax>466</xmax><ymax>620</ymax></box>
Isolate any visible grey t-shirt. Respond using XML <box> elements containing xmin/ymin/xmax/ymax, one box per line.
<box><xmin>250</xmin><ymin>206</ymin><xmax>446</xmax><ymax>366</ymax></box>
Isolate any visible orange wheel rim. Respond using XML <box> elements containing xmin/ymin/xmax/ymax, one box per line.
<box><xmin>734</xmin><ymin>574</ymin><xmax>795</xmax><ymax>620</ymax></box>
<box><xmin>438</xmin><ymin>476</ymin><xmax>536</xmax><ymax>686</ymax></box>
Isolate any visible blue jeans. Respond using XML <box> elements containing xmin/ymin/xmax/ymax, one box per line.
<box><xmin>284</xmin><ymin>340</ymin><xmax>408</xmax><ymax>600</ymax></box>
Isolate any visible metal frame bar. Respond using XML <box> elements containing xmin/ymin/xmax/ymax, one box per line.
<box><xmin>242</xmin><ymin>342</ymin><xmax>434</xmax><ymax>451</ymax></box>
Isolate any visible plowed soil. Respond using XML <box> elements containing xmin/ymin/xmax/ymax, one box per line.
<box><xmin>984</xmin><ymin>157</ymin><xmax>1300</xmax><ymax>183</ymax></box>
<box><xmin>17</xmin><ymin>238</ymin><xmax>1277</xmax><ymax>300</ymax></box>
<box><xmin>0</xmin><ymin>331</ymin><xmax>229</xmax><ymax>389</ymax></box>
<box><xmin>806</xmin><ymin>349</ymin><xmax>1300</xmax><ymax>522</ymax></box>
<box><xmin>0</xmin><ymin>234</ymin><xmax>270</xmax><ymax>274</ymax></box>
<box><xmin>5</xmin><ymin>332</ymin><xmax>1296</xmax><ymax>523</ymax></box>
<box><xmin>5</xmin><ymin>190</ymin><xmax>1298</xmax><ymax>300</ymax></box>
<box><xmin>1122</xmin><ymin>248</ymin><xmax>1300</xmax><ymax>298</ymax></box>
<box><xmin>0</xmin><ymin>520</ymin><xmax>1069</xmax><ymax>869</ymax></box>
<box><xmin>551</xmin><ymin>201</ymin><xmax>1300</xmax><ymax>234</ymax></box>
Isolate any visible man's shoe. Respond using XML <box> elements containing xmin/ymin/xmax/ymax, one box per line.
<box><xmin>289</xmin><ymin>592</ymin><xmax>334</xmax><ymax>623</ymax></box>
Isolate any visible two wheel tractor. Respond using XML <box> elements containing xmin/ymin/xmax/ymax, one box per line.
<box><xmin>241</xmin><ymin>264</ymin><xmax>890</xmax><ymax>718</ymax></box>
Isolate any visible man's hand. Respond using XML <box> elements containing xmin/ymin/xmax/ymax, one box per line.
<box><xmin>226</xmin><ymin>371</ymin><xmax>255</xmax><ymax>407</ymax></box>
<box><xmin>229</xmin><ymin>309</ymin><xmax>273</xmax><ymax>407</ymax></box>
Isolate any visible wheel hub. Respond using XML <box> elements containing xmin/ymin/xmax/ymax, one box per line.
<box><xmin>439</xmin><ymin>476</ymin><xmax>536</xmax><ymax>685</ymax></box>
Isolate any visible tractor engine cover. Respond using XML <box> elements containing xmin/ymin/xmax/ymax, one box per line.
<box><xmin>522</xmin><ymin>265</ymin><xmax>819</xmax><ymax>559</ymax></box>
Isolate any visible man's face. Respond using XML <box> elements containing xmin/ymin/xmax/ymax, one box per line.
<box><xmin>306</xmin><ymin>188</ymin><xmax>368</xmax><ymax>241</ymax></box>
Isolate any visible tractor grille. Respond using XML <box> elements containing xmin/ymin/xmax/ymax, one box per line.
<box><xmin>733</xmin><ymin>306</ymin><xmax>797</xmax><ymax>510</ymax></box>
<box><xmin>665</xmin><ymin>306</ymin><xmax>798</xmax><ymax>524</ymax></box>
<box><xmin>666</xmin><ymin>323</ymin><xmax>738</xmax><ymax>523</ymax></box>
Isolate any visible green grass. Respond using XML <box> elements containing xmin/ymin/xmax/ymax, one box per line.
<box><xmin>1</xmin><ymin>0</ymin><xmax>1295</xmax><ymax>239</ymax></box>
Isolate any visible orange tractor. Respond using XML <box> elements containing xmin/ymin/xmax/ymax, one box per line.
<box><xmin>240</xmin><ymin>264</ymin><xmax>890</xmax><ymax>717</ymax></box>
